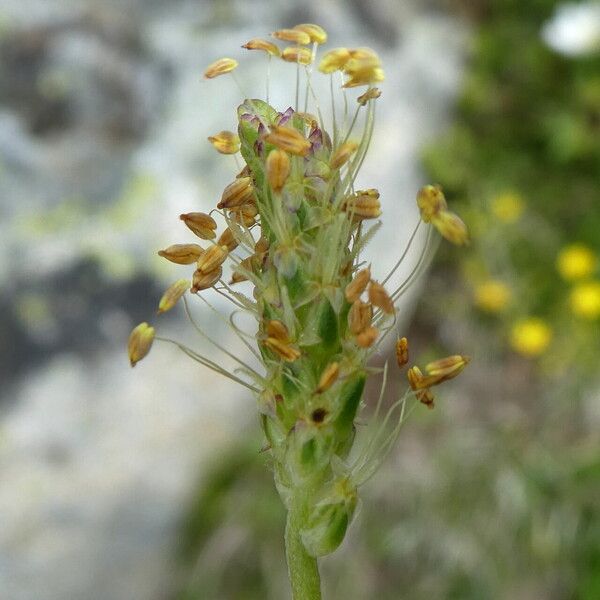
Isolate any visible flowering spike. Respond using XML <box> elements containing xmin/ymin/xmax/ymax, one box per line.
<box><xmin>128</xmin><ymin>322</ymin><xmax>155</xmax><ymax>367</ymax></box>
<box><xmin>242</xmin><ymin>38</ymin><xmax>281</xmax><ymax>57</ymax></box>
<box><xmin>180</xmin><ymin>212</ymin><xmax>217</xmax><ymax>240</ymax></box>
<box><xmin>204</xmin><ymin>57</ymin><xmax>238</xmax><ymax>79</ymax></box>
<box><xmin>293</xmin><ymin>23</ymin><xmax>327</xmax><ymax>45</ymax></box>
<box><xmin>208</xmin><ymin>130</ymin><xmax>240</xmax><ymax>154</ymax></box>
<box><xmin>272</xmin><ymin>29</ymin><xmax>311</xmax><ymax>45</ymax></box>
<box><xmin>158</xmin><ymin>279</ymin><xmax>190</xmax><ymax>314</ymax></box>
<box><xmin>158</xmin><ymin>243</ymin><xmax>204</xmax><ymax>265</ymax></box>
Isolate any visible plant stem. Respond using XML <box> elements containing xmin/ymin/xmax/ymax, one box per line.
<box><xmin>285</xmin><ymin>492</ymin><xmax>322</xmax><ymax>600</ymax></box>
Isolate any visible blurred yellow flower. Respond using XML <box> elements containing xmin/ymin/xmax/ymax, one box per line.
<box><xmin>474</xmin><ymin>280</ymin><xmax>512</xmax><ymax>313</ymax></box>
<box><xmin>510</xmin><ymin>318</ymin><xmax>552</xmax><ymax>357</ymax></box>
<box><xmin>570</xmin><ymin>281</ymin><xmax>600</xmax><ymax>319</ymax></box>
<box><xmin>556</xmin><ymin>244</ymin><xmax>597</xmax><ymax>280</ymax></box>
<box><xmin>491</xmin><ymin>192</ymin><xmax>524</xmax><ymax>223</ymax></box>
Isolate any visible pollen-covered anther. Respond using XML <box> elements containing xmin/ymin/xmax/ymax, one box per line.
<box><xmin>158</xmin><ymin>279</ymin><xmax>190</xmax><ymax>314</ymax></box>
<box><xmin>425</xmin><ymin>355</ymin><xmax>470</xmax><ymax>381</ymax></box>
<box><xmin>416</xmin><ymin>184</ymin><xmax>447</xmax><ymax>222</ymax></box>
<box><xmin>217</xmin><ymin>177</ymin><xmax>255</xmax><ymax>209</ymax></box>
<box><xmin>348</xmin><ymin>300</ymin><xmax>373</xmax><ymax>335</ymax></box>
<box><xmin>128</xmin><ymin>322</ymin><xmax>155</xmax><ymax>367</ymax></box>
<box><xmin>342</xmin><ymin>48</ymin><xmax>385</xmax><ymax>88</ymax></box>
<box><xmin>203</xmin><ymin>57</ymin><xmax>238</xmax><ymax>79</ymax></box>
<box><xmin>281</xmin><ymin>47</ymin><xmax>313</xmax><ymax>65</ymax></box>
<box><xmin>264</xmin><ymin>337</ymin><xmax>301</xmax><ymax>362</ymax></box>
<box><xmin>179</xmin><ymin>212</ymin><xmax>217</xmax><ymax>240</ymax></box>
<box><xmin>207</xmin><ymin>130</ymin><xmax>240</xmax><ymax>154</ymax></box>
<box><xmin>318</xmin><ymin>47</ymin><xmax>351</xmax><ymax>73</ymax></box>
<box><xmin>395</xmin><ymin>337</ymin><xmax>409</xmax><ymax>367</ymax></box>
<box><xmin>196</xmin><ymin>244</ymin><xmax>228</xmax><ymax>274</ymax></box>
<box><xmin>293</xmin><ymin>23</ymin><xmax>327</xmax><ymax>45</ymax></box>
<box><xmin>264</xmin><ymin>126</ymin><xmax>311</xmax><ymax>156</ymax></box>
<box><xmin>330</xmin><ymin>141</ymin><xmax>359</xmax><ymax>169</ymax></box>
<box><xmin>191</xmin><ymin>266</ymin><xmax>222</xmax><ymax>293</ymax></box>
<box><xmin>158</xmin><ymin>243</ymin><xmax>204</xmax><ymax>265</ymax></box>
<box><xmin>266</xmin><ymin>149</ymin><xmax>291</xmax><ymax>192</ymax></box>
<box><xmin>342</xmin><ymin>189</ymin><xmax>382</xmax><ymax>220</ymax></box>
<box><xmin>368</xmin><ymin>280</ymin><xmax>395</xmax><ymax>315</ymax></box>
<box><xmin>355</xmin><ymin>326</ymin><xmax>379</xmax><ymax>348</ymax></box>
<box><xmin>431</xmin><ymin>210</ymin><xmax>469</xmax><ymax>246</ymax></box>
<box><xmin>242</xmin><ymin>38</ymin><xmax>281</xmax><ymax>57</ymax></box>
<box><xmin>272</xmin><ymin>29</ymin><xmax>311</xmax><ymax>45</ymax></box>
<box><xmin>345</xmin><ymin>267</ymin><xmax>371</xmax><ymax>303</ymax></box>
<box><xmin>217</xmin><ymin>227</ymin><xmax>239</xmax><ymax>252</ymax></box>
<box><xmin>357</xmin><ymin>87</ymin><xmax>382</xmax><ymax>106</ymax></box>
<box><xmin>316</xmin><ymin>362</ymin><xmax>340</xmax><ymax>393</ymax></box>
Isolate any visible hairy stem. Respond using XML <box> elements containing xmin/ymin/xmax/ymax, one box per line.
<box><xmin>285</xmin><ymin>492</ymin><xmax>322</xmax><ymax>600</ymax></box>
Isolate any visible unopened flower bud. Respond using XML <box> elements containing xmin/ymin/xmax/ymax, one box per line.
<box><xmin>197</xmin><ymin>244</ymin><xmax>228</xmax><ymax>274</ymax></box>
<box><xmin>395</xmin><ymin>337</ymin><xmax>409</xmax><ymax>367</ymax></box>
<box><xmin>282</xmin><ymin>47</ymin><xmax>313</xmax><ymax>65</ymax></box>
<box><xmin>416</xmin><ymin>184</ymin><xmax>447</xmax><ymax>222</ymax></box>
<box><xmin>368</xmin><ymin>280</ymin><xmax>395</xmax><ymax>315</ymax></box>
<box><xmin>318</xmin><ymin>48</ymin><xmax>351</xmax><ymax>74</ymax></box>
<box><xmin>180</xmin><ymin>212</ymin><xmax>217</xmax><ymax>240</ymax></box>
<box><xmin>345</xmin><ymin>267</ymin><xmax>371</xmax><ymax>303</ymax></box>
<box><xmin>293</xmin><ymin>23</ymin><xmax>327</xmax><ymax>44</ymax></box>
<box><xmin>217</xmin><ymin>177</ymin><xmax>255</xmax><ymax>209</ymax></box>
<box><xmin>207</xmin><ymin>130</ymin><xmax>240</xmax><ymax>154</ymax></box>
<box><xmin>272</xmin><ymin>29</ymin><xmax>311</xmax><ymax>45</ymax></box>
<box><xmin>191</xmin><ymin>266</ymin><xmax>222</xmax><ymax>292</ymax></box>
<box><xmin>204</xmin><ymin>57</ymin><xmax>238</xmax><ymax>79</ymax></box>
<box><xmin>128</xmin><ymin>322</ymin><xmax>155</xmax><ymax>367</ymax></box>
<box><xmin>357</xmin><ymin>87</ymin><xmax>382</xmax><ymax>106</ymax></box>
<box><xmin>264</xmin><ymin>337</ymin><xmax>301</xmax><ymax>362</ymax></box>
<box><xmin>242</xmin><ymin>38</ymin><xmax>281</xmax><ymax>56</ymax></box>
<box><xmin>158</xmin><ymin>279</ymin><xmax>189</xmax><ymax>314</ymax></box>
<box><xmin>316</xmin><ymin>362</ymin><xmax>340</xmax><ymax>393</ymax></box>
<box><xmin>431</xmin><ymin>210</ymin><xmax>469</xmax><ymax>246</ymax></box>
<box><xmin>218</xmin><ymin>227</ymin><xmax>239</xmax><ymax>251</ymax></box>
<box><xmin>330</xmin><ymin>141</ymin><xmax>359</xmax><ymax>169</ymax></box>
<box><xmin>265</xmin><ymin>126</ymin><xmax>311</xmax><ymax>156</ymax></box>
<box><xmin>158</xmin><ymin>243</ymin><xmax>204</xmax><ymax>265</ymax></box>
<box><xmin>348</xmin><ymin>300</ymin><xmax>373</xmax><ymax>334</ymax></box>
<box><xmin>266</xmin><ymin>149</ymin><xmax>291</xmax><ymax>192</ymax></box>
<box><xmin>355</xmin><ymin>326</ymin><xmax>379</xmax><ymax>348</ymax></box>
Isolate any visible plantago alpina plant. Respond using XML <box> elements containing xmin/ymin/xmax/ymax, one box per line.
<box><xmin>128</xmin><ymin>24</ymin><xmax>469</xmax><ymax>599</ymax></box>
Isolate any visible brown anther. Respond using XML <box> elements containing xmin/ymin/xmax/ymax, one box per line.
<box><xmin>207</xmin><ymin>130</ymin><xmax>240</xmax><ymax>154</ymax></box>
<box><xmin>368</xmin><ymin>280</ymin><xmax>395</xmax><ymax>315</ymax></box>
<box><xmin>230</xmin><ymin>256</ymin><xmax>256</xmax><ymax>284</ymax></box>
<box><xmin>272</xmin><ymin>29</ymin><xmax>311</xmax><ymax>45</ymax></box>
<box><xmin>342</xmin><ymin>188</ymin><xmax>382</xmax><ymax>220</ymax></box>
<box><xmin>255</xmin><ymin>237</ymin><xmax>270</xmax><ymax>255</ymax></box>
<box><xmin>348</xmin><ymin>300</ymin><xmax>373</xmax><ymax>335</ymax></box>
<box><xmin>357</xmin><ymin>87</ymin><xmax>382</xmax><ymax>106</ymax></box>
<box><xmin>228</xmin><ymin>202</ymin><xmax>258</xmax><ymax>227</ymax></box>
<box><xmin>311</xmin><ymin>407</ymin><xmax>328</xmax><ymax>423</ymax></box>
<box><xmin>316</xmin><ymin>362</ymin><xmax>340</xmax><ymax>393</ymax></box>
<box><xmin>236</xmin><ymin>164</ymin><xmax>251</xmax><ymax>178</ymax></box>
<box><xmin>179</xmin><ymin>212</ymin><xmax>217</xmax><ymax>240</ymax></box>
<box><xmin>191</xmin><ymin>266</ymin><xmax>222</xmax><ymax>293</ymax></box>
<box><xmin>395</xmin><ymin>337</ymin><xmax>409</xmax><ymax>367</ymax></box>
<box><xmin>158</xmin><ymin>279</ymin><xmax>189</xmax><ymax>314</ymax></box>
<box><xmin>265</xmin><ymin>126</ymin><xmax>311</xmax><ymax>156</ymax></box>
<box><xmin>293</xmin><ymin>24</ymin><xmax>327</xmax><ymax>45</ymax></box>
<box><xmin>196</xmin><ymin>244</ymin><xmax>228</xmax><ymax>274</ymax></box>
<box><xmin>266</xmin><ymin>149</ymin><xmax>291</xmax><ymax>193</ymax></box>
<box><xmin>345</xmin><ymin>267</ymin><xmax>371</xmax><ymax>303</ymax></box>
<box><xmin>242</xmin><ymin>38</ymin><xmax>281</xmax><ymax>57</ymax></box>
<box><xmin>264</xmin><ymin>337</ymin><xmax>301</xmax><ymax>362</ymax></box>
<box><xmin>217</xmin><ymin>177</ymin><xmax>255</xmax><ymax>209</ymax></box>
<box><xmin>330</xmin><ymin>141</ymin><xmax>359</xmax><ymax>170</ymax></box>
<box><xmin>204</xmin><ymin>57</ymin><xmax>238</xmax><ymax>79</ymax></box>
<box><xmin>158</xmin><ymin>243</ymin><xmax>204</xmax><ymax>265</ymax></box>
<box><xmin>355</xmin><ymin>326</ymin><xmax>379</xmax><ymax>348</ymax></box>
<box><xmin>281</xmin><ymin>46</ymin><xmax>313</xmax><ymax>65</ymax></box>
<box><xmin>425</xmin><ymin>355</ymin><xmax>470</xmax><ymax>380</ymax></box>
<box><xmin>266</xmin><ymin>319</ymin><xmax>290</xmax><ymax>342</ymax></box>
<box><xmin>218</xmin><ymin>227</ymin><xmax>239</xmax><ymax>252</ymax></box>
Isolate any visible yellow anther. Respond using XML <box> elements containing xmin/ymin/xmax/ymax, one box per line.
<box><xmin>217</xmin><ymin>177</ymin><xmax>255</xmax><ymax>209</ymax></box>
<box><xmin>203</xmin><ymin>57</ymin><xmax>238</xmax><ymax>79</ymax></box>
<box><xmin>266</xmin><ymin>149</ymin><xmax>291</xmax><ymax>192</ymax></box>
<box><xmin>264</xmin><ymin>126</ymin><xmax>311</xmax><ymax>156</ymax></box>
<box><xmin>191</xmin><ymin>266</ymin><xmax>222</xmax><ymax>293</ymax></box>
<box><xmin>207</xmin><ymin>130</ymin><xmax>240</xmax><ymax>154</ymax></box>
<box><xmin>264</xmin><ymin>337</ymin><xmax>301</xmax><ymax>362</ymax></box>
<box><xmin>128</xmin><ymin>322</ymin><xmax>155</xmax><ymax>367</ymax></box>
<box><xmin>281</xmin><ymin>46</ymin><xmax>313</xmax><ymax>65</ymax></box>
<box><xmin>158</xmin><ymin>279</ymin><xmax>189</xmax><ymax>314</ymax></box>
<box><xmin>416</xmin><ymin>184</ymin><xmax>447</xmax><ymax>223</ymax></box>
<box><xmin>430</xmin><ymin>210</ymin><xmax>469</xmax><ymax>246</ymax></box>
<box><xmin>242</xmin><ymin>38</ymin><xmax>281</xmax><ymax>57</ymax></box>
<box><xmin>179</xmin><ymin>212</ymin><xmax>217</xmax><ymax>240</ymax></box>
<box><xmin>330</xmin><ymin>141</ymin><xmax>359</xmax><ymax>169</ymax></box>
<box><xmin>293</xmin><ymin>23</ymin><xmax>327</xmax><ymax>44</ymax></box>
<box><xmin>316</xmin><ymin>362</ymin><xmax>340</xmax><ymax>393</ymax></box>
<box><xmin>272</xmin><ymin>29</ymin><xmax>311</xmax><ymax>45</ymax></box>
<box><xmin>318</xmin><ymin>48</ymin><xmax>351</xmax><ymax>74</ymax></box>
<box><xmin>343</xmin><ymin>189</ymin><xmax>382</xmax><ymax>220</ymax></box>
<box><xmin>196</xmin><ymin>244</ymin><xmax>228</xmax><ymax>274</ymax></box>
<box><xmin>158</xmin><ymin>243</ymin><xmax>204</xmax><ymax>265</ymax></box>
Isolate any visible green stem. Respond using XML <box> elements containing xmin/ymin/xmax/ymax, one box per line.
<box><xmin>285</xmin><ymin>493</ymin><xmax>322</xmax><ymax>600</ymax></box>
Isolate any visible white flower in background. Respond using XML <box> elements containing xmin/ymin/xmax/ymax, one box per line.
<box><xmin>542</xmin><ymin>2</ymin><xmax>600</xmax><ymax>56</ymax></box>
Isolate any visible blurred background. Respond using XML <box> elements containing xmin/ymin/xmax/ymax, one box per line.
<box><xmin>1</xmin><ymin>0</ymin><xmax>599</xmax><ymax>599</ymax></box>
